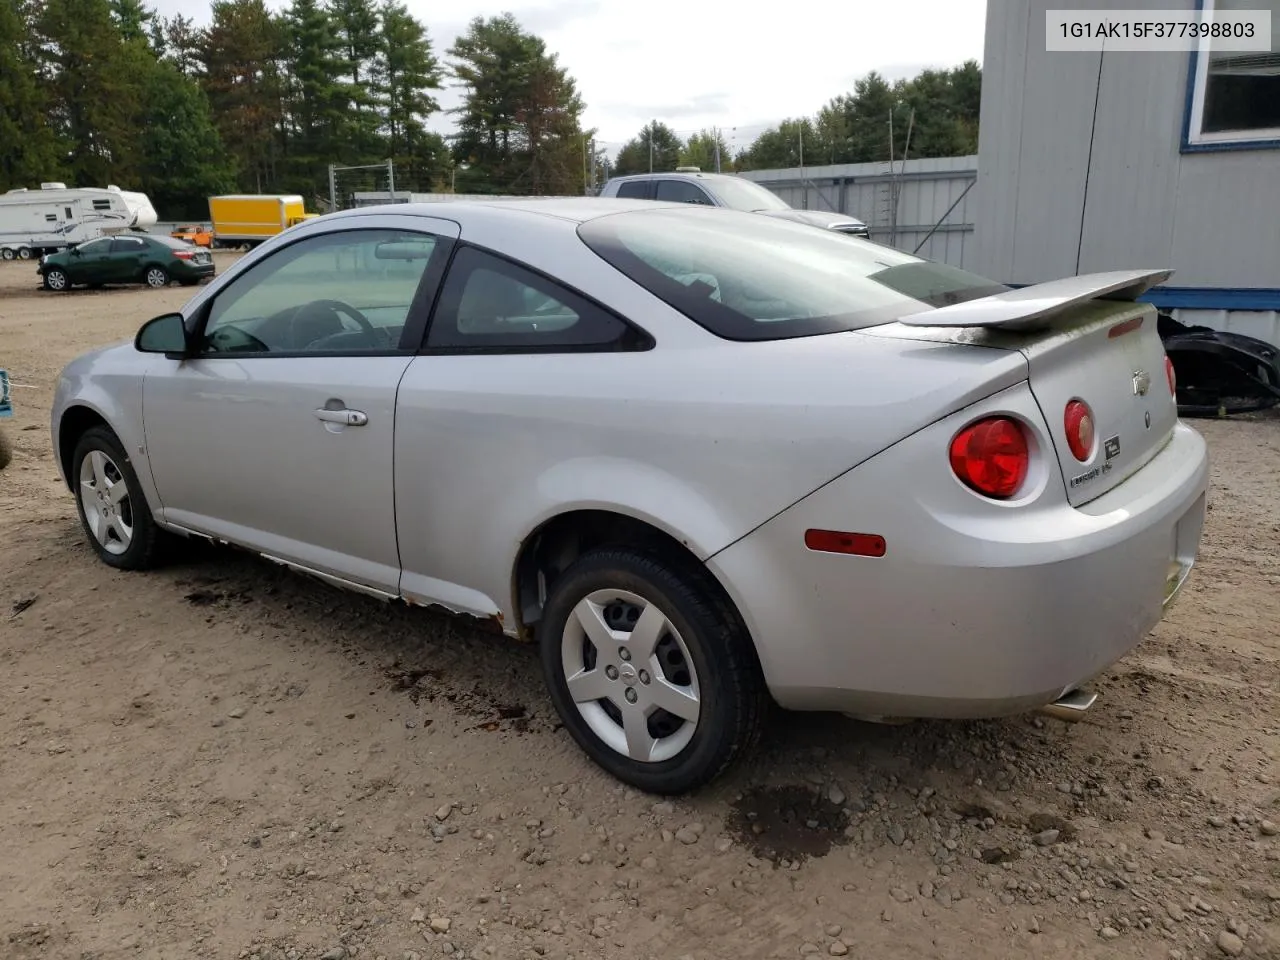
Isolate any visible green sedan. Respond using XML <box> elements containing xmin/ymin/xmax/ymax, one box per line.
<box><xmin>38</xmin><ymin>233</ymin><xmax>216</xmax><ymax>292</ymax></box>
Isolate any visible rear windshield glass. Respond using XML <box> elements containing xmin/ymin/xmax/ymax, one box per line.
<box><xmin>150</xmin><ymin>235</ymin><xmax>192</xmax><ymax>249</ymax></box>
<box><xmin>577</xmin><ymin>208</ymin><xmax>1007</xmax><ymax>341</ymax></box>
<box><xmin>701</xmin><ymin>177</ymin><xmax>790</xmax><ymax>212</ymax></box>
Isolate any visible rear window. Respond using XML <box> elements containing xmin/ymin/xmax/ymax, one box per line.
<box><xmin>150</xmin><ymin>235</ymin><xmax>192</xmax><ymax>249</ymax></box>
<box><xmin>614</xmin><ymin>180</ymin><xmax>650</xmax><ymax>200</ymax></box>
<box><xmin>577</xmin><ymin>208</ymin><xmax>1008</xmax><ymax>341</ymax></box>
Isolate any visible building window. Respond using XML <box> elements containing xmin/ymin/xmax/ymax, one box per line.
<box><xmin>1184</xmin><ymin>0</ymin><xmax>1280</xmax><ymax>149</ymax></box>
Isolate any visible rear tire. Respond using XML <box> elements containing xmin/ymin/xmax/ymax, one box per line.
<box><xmin>538</xmin><ymin>547</ymin><xmax>767</xmax><ymax>795</ymax></box>
<box><xmin>16</xmin><ymin>246</ymin><xmax>31</xmax><ymax>260</ymax></box>
<box><xmin>0</xmin><ymin>429</ymin><xmax>12</xmax><ymax>471</ymax></box>
<box><xmin>1</xmin><ymin>248</ymin><xmax>14</xmax><ymax>261</ymax></box>
<box><xmin>145</xmin><ymin>265</ymin><xmax>169</xmax><ymax>288</ymax></box>
<box><xmin>70</xmin><ymin>426</ymin><xmax>171</xmax><ymax>570</ymax></box>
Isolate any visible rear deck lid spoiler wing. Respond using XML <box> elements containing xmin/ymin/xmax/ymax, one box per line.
<box><xmin>897</xmin><ymin>268</ymin><xmax>1173</xmax><ymax>332</ymax></box>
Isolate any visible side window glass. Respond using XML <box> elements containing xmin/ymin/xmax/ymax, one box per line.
<box><xmin>110</xmin><ymin>238</ymin><xmax>143</xmax><ymax>253</ymax></box>
<box><xmin>615</xmin><ymin>181</ymin><xmax>650</xmax><ymax>199</ymax></box>
<box><xmin>200</xmin><ymin>229</ymin><xmax>439</xmax><ymax>355</ymax></box>
<box><xmin>655</xmin><ymin>180</ymin><xmax>713</xmax><ymax>205</ymax></box>
<box><xmin>427</xmin><ymin>246</ymin><xmax>636</xmax><ymax>351</ymax></box>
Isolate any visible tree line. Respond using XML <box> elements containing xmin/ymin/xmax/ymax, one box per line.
<box><xmin>610</xmin><ymin>62</ymin><xmax>982</xmax><ymax>177</ymax></box>
<box><xmin>1</xmin><ymin>0</ymin><xmax>980</xmax><ymax>218</ymax></box>
<box><xmin>1</xmin><ymin>0</ymin><xmax>592</xmax><ymax>217</ymax></box>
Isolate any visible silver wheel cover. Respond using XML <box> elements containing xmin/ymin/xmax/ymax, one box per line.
<box><xmin>78</xmin><ymin>449</ymin><xmax>134</xmax><ymax>556</ymax></box>
<box><xmin>560</xmin><ymin>588</ymin><xmax>701</xmax><ymax>763</ymax></box>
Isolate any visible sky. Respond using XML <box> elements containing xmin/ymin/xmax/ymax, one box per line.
<box><xmin>148</xmin><ymin>0</ymin><xmax>988</xmax><ymax>155</ymax></box>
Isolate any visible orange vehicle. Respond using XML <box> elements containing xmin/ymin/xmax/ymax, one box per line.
<box><xmin>170</xmin><ymin>224</ymin><xmax>213</xmax><ymax>247</ymax></box>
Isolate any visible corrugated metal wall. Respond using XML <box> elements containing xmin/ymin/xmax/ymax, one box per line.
<box><xmin>739</xmin><ymin>157</ymin><xmax>979</xmax><ymax>268</ymax></box>
<box><xmin>973</xmin><ymin>0</ymin><xmax>1280</xmax><ymax>290</ymax></box>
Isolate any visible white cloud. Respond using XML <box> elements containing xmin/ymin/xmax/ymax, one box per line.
<box><xmin>150</xmin><ymin>0</ymin><xmax>987</xmax><ymax>151</ymax></box>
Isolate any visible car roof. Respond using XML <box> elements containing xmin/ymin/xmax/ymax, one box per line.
<box><xmin>319</xmin><ymin>197</ymin><xmax>694</xmax><ymax>227</ymax></box>
<box><xmin>605</xmin><ymin>171</ymin><xmax>741</xmax><ymax>184</ymax></box>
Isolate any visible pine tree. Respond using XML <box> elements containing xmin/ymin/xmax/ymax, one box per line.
<box><xmin>377</xmin><ymin>1</ymin><xmax>444</xmax><ymax>188</ymax></box>
<box><xmin>200</xmin><ymin>0</ymin><xmax>285</xmax><ymax>192</ymax></box>
<box><xmin>0</xmin><ymin>0</ymin><xmax>65</xmax><ymax>188</ymax></box>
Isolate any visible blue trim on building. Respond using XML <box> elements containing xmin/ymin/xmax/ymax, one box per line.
<box><xmin>1005</xmin><ymin>284</ymin><xmax>1280</xmax><ymax>311</ymax></box>
<box><xmin>1180</xmin><ymin>0</ymin><xmax>1280</xmax><ymax>154</ymax></box>
<box><xmin>1138</xmin><ymin>287</ymin><xmax>1280</xmax><ymax>311</ymax></box>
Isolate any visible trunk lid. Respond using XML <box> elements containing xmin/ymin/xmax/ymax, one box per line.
<box><xmin>878</xmin><ymin>269</ymin><xmax>1180</xmax><ymax>506</ymax></box>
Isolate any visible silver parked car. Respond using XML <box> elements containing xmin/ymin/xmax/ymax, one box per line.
<box><xmin>51</xmin><ymin>199</ymin><xmax>1209</xmax><ymax>794</ymax></box>
<box><xmin>598</xmin><ymin>170</ymin><xmax>870</xmax><ymax>236</ymax></box>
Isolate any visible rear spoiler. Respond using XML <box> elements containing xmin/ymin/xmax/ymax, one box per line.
<box><xmin>897</xmin><ymin>268</ymin><xmax>1173</xmax><ymax>332</ymax></box>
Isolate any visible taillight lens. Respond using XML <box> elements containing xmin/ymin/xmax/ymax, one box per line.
<box><xmin>1063</xmin><ymin>399</ymin><xmax>1094</xmax><ymax>462</ymax></box>
<box><xmin>173</xmin><ymin>250</ymin><xmax>194</xmax><ymax>260</ymax></box>
<box><xmin>1165</xmin><ymin>355</ymin><xmax>1176</xmax><ymax>396</ymax></box>
<box><xmin>949</xmin><ymin>417</ymin><xmax>1029</xmax><ymax>499</ymax></box>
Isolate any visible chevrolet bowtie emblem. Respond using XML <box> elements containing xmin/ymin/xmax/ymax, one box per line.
<box><xmin>1132</xmin><ymin>370</ymin><xmax>1152</xmax><ymax>396</ymax></box>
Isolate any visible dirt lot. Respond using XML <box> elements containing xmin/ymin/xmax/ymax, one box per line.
<box><xmin>1</xmin><ymin>256</ymin><xmax>1278</xmax><ymax>960</ymax></box>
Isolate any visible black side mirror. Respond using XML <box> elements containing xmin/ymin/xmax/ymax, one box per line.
<box><xmin>70</xmin><ymin>248</ymin><xmax>81</xmax><ymax>256</ymax></box>
<box><xmin>135</xmin><ymin>313</ymin><xmax>189</xmax><ymax>358</ymax></box>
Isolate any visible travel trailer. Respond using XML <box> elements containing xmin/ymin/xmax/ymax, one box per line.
<box><xmin>0</xmin><ymin>183</ymin><xmax>158</xmax><ymax>260</ymax></box>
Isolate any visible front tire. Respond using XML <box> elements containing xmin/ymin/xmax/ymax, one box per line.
<box><xmin>44</xmin><ymin>267</ymin><xmax>69</xmax><ymax>292</ymax></box>
<box><xmin>0</xmin><ymin>429</ymin><xmax>12</xmax><ymax>471</ymax></box>
<box><xmin>71</xmin><ymin>426</ymin><xmax>169</xmax><ymax>570</ymax></box>
<box><xmin>1</xmin><ymin>248</ymin><xmax>14</xmax><ymax>261</ymax></box>
<box><xmin>539</xmin><ymin>548</ymin><xmax>767</xmax><ymax>794</ymax></box>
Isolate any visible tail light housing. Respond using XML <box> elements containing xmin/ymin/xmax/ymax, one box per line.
<box><xmin>1165</xmin><ymin>355</ymin><xmax>1176</xmax><ymax>396</ymax></box>
<box><xmin>1063</xmin><ymin>399</ymin><xmax>1094</xmax><ymax>462</ymax></box>
<box><xmin>949</xmin><ymin>417</ymin><xmax>1029</xmax><ymax>499</ymax></box>
<box><xmin>173</xmin><ymin>250</ymin><xmax>194</xmax><ymax>260</ymax></box>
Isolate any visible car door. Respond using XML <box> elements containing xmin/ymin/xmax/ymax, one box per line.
<box><xmin>68</xmin><ymin>238</ymin><xmax>112</xmax><ymax>282</ymax></box>
<box><xmin>108</xmin><ymin>235</ymin><xmax>148</xmax><ymax>281</ymax></box>
<box><xmin>393</xmin><ymin>244</ymin><xmax>652</xmax><ymax>618</ymax></box>
<box><xmin>141</xmin><ymin>217</ymin><xmax>459</xmax><ymax>596</ymax></box>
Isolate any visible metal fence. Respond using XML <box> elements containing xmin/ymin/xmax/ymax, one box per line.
<box><xmin>739</xmin><ymin>155</ymin><xmax>978</xmax><ymax>268</ymax></box>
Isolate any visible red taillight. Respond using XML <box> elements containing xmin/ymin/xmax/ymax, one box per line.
<box><xmin>1165</xmin><ymin>355</ymin><xmax>1176</xmax><ymax>396</ymax></box>
<box><xmin>949</xmin><ymin>417</ymin><xmax>1029</xmax><ymax>499</ymax></box>
<box><xmin>173</xmin><ymin>250</ymin><xmax>194</xmax><ymax>260</ymax></box>
<box><xmin>1063</xmin><ymin>399</ymin><xmax>1094</xmax><ymax>462</ymax></box>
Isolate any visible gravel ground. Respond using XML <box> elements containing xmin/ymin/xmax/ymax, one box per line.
<box><xmin>1</xmin><ymin>258</ymin><xmax>1278</xmax><ymax>960</ymax></box>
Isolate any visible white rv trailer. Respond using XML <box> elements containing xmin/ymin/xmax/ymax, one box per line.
<box><xmin>0</xmin><ymin>183</ymin><xmax>158</xmax><ymax>260</ymax></box>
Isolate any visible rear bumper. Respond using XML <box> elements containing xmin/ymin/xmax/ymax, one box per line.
<box><xmin>708</xmin><ymin>384</ymin><xmax>1210</xmax><ymax>719</ymax></box>
<box><xmin>174</xmin><ymin>261</ymin><xmax>216</xmax><ymax>280</ymax></box>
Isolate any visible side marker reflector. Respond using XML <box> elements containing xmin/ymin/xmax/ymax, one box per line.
<box><xmin>1108</xmin><ymin>316</ymin><xmax>1144</xmax><ymax>338</ymax></box>
<box><xmin>804</xmin><ymin>529</ymin><xmax>887</xmax><ymax>557</ymax></box>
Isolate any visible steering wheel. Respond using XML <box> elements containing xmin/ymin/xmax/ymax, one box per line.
<box><xmin>284</xmin><ymin>299</ymin><xmax>376</xmax><ymax>348</ymax></box>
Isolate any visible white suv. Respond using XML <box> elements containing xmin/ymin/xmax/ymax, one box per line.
<box><xmin>598</xmin><ymin>170</ymin><xmax>870</xmax><ymax>237</ymax></box>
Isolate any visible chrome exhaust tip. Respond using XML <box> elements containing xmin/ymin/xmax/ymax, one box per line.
<box><xmin>1037</xmin><ymin>688</ymin><xmax>1097</xmax><ymax>723</ymax></box>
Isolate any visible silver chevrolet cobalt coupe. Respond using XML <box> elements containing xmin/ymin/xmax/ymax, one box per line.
<box><xmin>51</xmin><ymin>199</ymin><xmax>1209</xmax><ymax>793</ymax></box>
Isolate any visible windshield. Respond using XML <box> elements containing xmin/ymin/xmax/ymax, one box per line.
<box><xmin>578</xmin><ymin>208</ymin><xmax>1007</xmax><ymax>341</ymax></box>
<box><xmin>702</xmin><ymin>176</ymin><xmax>791</xmax><ymax>212</ymax></box>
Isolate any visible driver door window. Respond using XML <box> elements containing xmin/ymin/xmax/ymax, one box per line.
<box><xmin>200</xmin><ymin>229</ymin><xmax>441</xmax><ymax>355</ymax></box>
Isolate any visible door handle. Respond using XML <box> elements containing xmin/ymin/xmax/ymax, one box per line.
<box><xmin>315</xmin><ymin>408</ymin><xmax>368</xmax><ymax>426</ymax></box>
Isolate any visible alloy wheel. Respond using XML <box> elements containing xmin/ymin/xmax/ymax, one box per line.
<box><xmin>146</xmin><ymin>267</ymin><xmax>168</xmax><ymax>288</ymax></box>
<box><xmin>78</xmin><ymin>449</ymin><xmax>134</xmax><ymax>556</ymax></box>
<box><xmin>559</xmin><ymin>588</ymin><xmax>701</xmax><ymax>763</ymax></box>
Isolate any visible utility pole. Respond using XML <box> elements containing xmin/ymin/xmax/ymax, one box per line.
<box><xmin>649</xmin><ymin>120</ymin><xmax>655</xmax><ymax>173</ymax></box>
<box><xmin>387</xmin><ymin>158</ymin><xmax>395</xmax><ymax>200</ymax></box>
<box><xmin>713</xmin><ymin>126</ymin><xmax>721</xmax><ymax>173</ymax></box>
<box><xmin>588</xmin><ymin>138</ymin><xmax>597</xmax><ymax>195</ymax></box>
<box><xmin>798</xmin><ymin>123</ymin><xmax>806</xmax><ymax>209</ymax></box>
<box><xmin>328</xmin><ymin>164</ymin><xmax>336</xmax><ymax>212</ymax></box>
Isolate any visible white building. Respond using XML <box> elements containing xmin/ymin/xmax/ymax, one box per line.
<box><xmin>972</xmin><ymin>0</ymin><xmax>1280</xmax><ymax>343</ymax></box>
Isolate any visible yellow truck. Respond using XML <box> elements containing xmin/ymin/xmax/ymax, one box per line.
<box><xmin>208</xmin><ymin>194</ymin><xmax>316</xmax><ymax>249</ymax></box>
